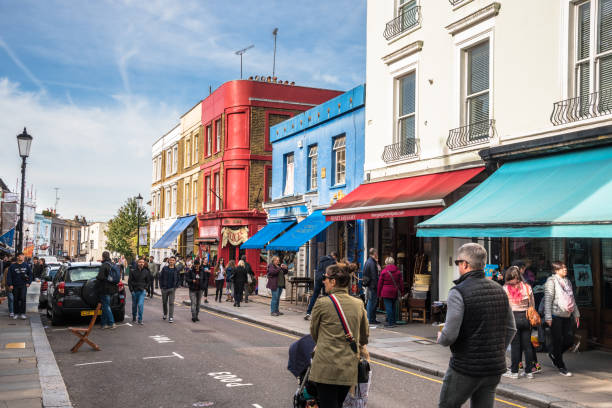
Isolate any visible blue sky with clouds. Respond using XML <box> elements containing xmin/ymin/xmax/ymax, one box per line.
<box><xmin>0</xmin><ymin>0</ymin><xmax>366</xmax><ymax>221</ymax></box>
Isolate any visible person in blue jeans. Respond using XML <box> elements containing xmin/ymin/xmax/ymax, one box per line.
<box><xmin>7</xmin><ymin>253</ymin><xmax>33</xmax><ymax>319</ymax></box>
<box><xmin>363</xmin><ymin>248</ymin><xmax>381</xmax><ymax>324</ymax></box>
<box><xmin>266</xmin><ymin>256</ymin><xmax>288</xmax><ymax>316</ymax></box>
<box><xmin>304</xmin><ymin>252</ymin><xmax>337</xmax><ymax>321</ymax></box>
<box><xmin>377</xmin><ymin>257</ymin><xmax>403</xmax><ymax>328</ymax></box>
<box><xmin>96</xmin><ymin>251</ymin><xmax>118</xmax><ymax>329</ymax></box>
<box><xmin>128</xmin><ymin>258</ymin><xmax>151</xmax><ymax>325</ymax></box>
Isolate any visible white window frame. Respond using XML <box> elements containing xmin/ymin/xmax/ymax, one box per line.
<box><xmin>396</xmin><ymin>71</ymin><xmax>417</xmax><ymax>145</ymax></box>
<box><xmin>165</xmin><ymin>188</ymin><xmax>171</xmax><ymax>218</ymax></box>
<box><xmin>207</xmin><ymin>125</ymin><xmax>212</xmax><ymax>156</ymax></box>
<box><xmin>184</xmin><ymin>138</ymin><xmax>190</xmax><ymax>169</ymax></box>
<box><xmin>192</xmin><ymin>180</ymin><xmax>198</xmax><ymax>214</ymax></box>
<box><xmin>308</xmin><ymin>145</ymin><xmax>318</xmax><ymax>191</ymax></box>
<box><xmin>216</xmin><ymin>119</ymin><xmax>222</xmax><ymax>152</ymax></box>
<box><xmin>184</xmin><ymin>181</ymin><xmax>190</xmax><ymax>215</ymax></box>
<box><xmin>205</xmin><ymin>176</ymin><xmax>211</xmax><ymax>212</ymax></box>
<box><xmin>214</xmin><ymin>172</ymin><xmax>220</xmax><ymax>210</ymax></box>
<box><xmin>171</xmin><ymin>185</ymin><xmax>177</xmax><ymax>217</ymax></box>
<box><xmin>463</xmin><ymin>40</ymin><xmax>491</xmax><ymax>126</ymax></box>
<box><xmin>284</xmin><ymin>153</ymin><xmax>295</xmax><ymax>196</ymax></box>
<box><xmin>193</xmin><ymin>134</ymin><xmax>199</xmax><ymax>165</ymax></box>
<box><xmin>166</xmin><ymin>150</ymin><xmax>172</xmax><ymax>176</ymax></box>
<box><xmin>152</xmin><ymin>159</ymin><xmax>157</xmax><ymax>181</ymax></box>
<box><xmin>333</xmin><ymin>136</ymin><xmax>346</xmax><ymax>186</ymax></box>
<box><xmin>172</xmin><ymin>145</ymin><xmax>178</xmax><ymax>174</ymax></box>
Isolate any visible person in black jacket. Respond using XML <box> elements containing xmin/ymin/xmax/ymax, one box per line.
<box><xmin>96</xmin><ymin>251</ymin><xmax>118</xmax><ymax>329</ymax></box>
<box><xmin>128</xmin><ymin>258</ymin><xmax>151</xmax><ymax>325</ymax></box>
<box><xmin>304</xmin><ymin>251</ymin><xmax>337</xmax><ymax>320</ymax></box>
<box><xmin>188</xmin><ymin>259</ymin><xmax>207</xmax><ymax>322</ymax></box>
<box><xmin>363</xmin><ymin>248</ymin><xmax>381</xmax><ymax>324</ymax></box>
<box><xmin>159</xmin><ymin>256</ymin><xmax>179</xmax><ymax>323</ymax></box>
<box><xmin>241</xmin><ymin>255</ymin><xmax>254</xmax><ymax>303</ymax></box>
<box><xmin>201</xmin><ymin>258</ymin><xmax>211</xmax><ymax>304</ymax></box>
<box><xmin>7</xmin><ymin>253</ymin><xmax>33</xmax><ymax>320</ymax></box>
<box><xmin>232</xmin><ymin>260</ymin><xmax>248</xmax><ymax>307</ymax></box>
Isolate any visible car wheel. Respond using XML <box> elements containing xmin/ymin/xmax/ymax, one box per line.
<box><xmin>50</xmin><ymin>307</ymin><xmax>63</xmax><ymax>326</ymax></box>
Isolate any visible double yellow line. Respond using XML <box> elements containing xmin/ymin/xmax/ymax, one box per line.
<box><xmin>200</xmin><ymin>307</ymin><xmax>526</xmax><ymax>408</ymax></box>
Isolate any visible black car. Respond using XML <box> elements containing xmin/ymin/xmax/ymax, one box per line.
<box><xmin>39</xmin><ymin>265</ymin><xmax>61</xmax><ymax>308</ymax></box>
<box><xmin>46</xmin><ymin>262</ymin><xmax>125</xmax><ymax>325</ymax></box>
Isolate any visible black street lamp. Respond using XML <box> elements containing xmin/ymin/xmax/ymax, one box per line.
<box><xmin>16</xmin><ymin>128</ymin><xmax>33</xmax><ymax>254</ymax></box>
<box><xmin>135</xmin><ymin>193</ymin><xmax>143</xmax><ymax>257</ymax></box>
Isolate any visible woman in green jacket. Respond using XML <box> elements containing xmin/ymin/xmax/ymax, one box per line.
<box><xmin>309</xmin><ymin>263</ymin><xmax>369</xmax><ymax>408</ymax></box>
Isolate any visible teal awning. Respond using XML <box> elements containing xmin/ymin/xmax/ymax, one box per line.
<box><xmin>152</xmin><ymin>216</ymin><xmax>196</xmax><ymax>249</ymax></box>
<box><xmin>417</xmin><ymin>146</ymin><xmax>612</xmax><ymax>238</ymax></box>
<box><xmin>266</xmin><ymin>210</ymin><xmax>333</xmax><ymax>251</ymax></box>
<box><xmin>240</xmin><ymin>221</ymin><xmax>294</xmax><ymax>249</ymax></box>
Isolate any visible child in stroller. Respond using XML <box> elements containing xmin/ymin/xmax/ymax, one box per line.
<box><xmin>288</xmin><ymin>335</ymin><xmax>318</xmax><ymax>407</ymax></box>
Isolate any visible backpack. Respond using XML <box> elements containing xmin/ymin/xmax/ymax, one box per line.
<box><xmin>106</xmin><ymin>262</ymin><xmax>121</xmax><ymax>284</ymax></box>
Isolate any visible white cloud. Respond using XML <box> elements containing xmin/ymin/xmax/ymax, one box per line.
<box><xmin>0</xmin><ymin>78</ymin><xmax>179</xmax><ymax>221</ymax></box>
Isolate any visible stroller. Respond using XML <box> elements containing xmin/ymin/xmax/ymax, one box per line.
<box><xmin>288</xmin><ymin>335</ymin><xmax>317</xmax><ymax>408</ymax></box>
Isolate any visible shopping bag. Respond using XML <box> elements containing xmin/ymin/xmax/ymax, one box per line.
<box><xmin>343</xmin><ymin>372</ymin><xmax>372</xmax><ymax>408</ymax></box>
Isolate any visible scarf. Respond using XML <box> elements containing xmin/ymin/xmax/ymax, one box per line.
<box><xmin>554</xmin><ymin>275</ymin><xmax>575</xmax><ymax>314</ymax></box>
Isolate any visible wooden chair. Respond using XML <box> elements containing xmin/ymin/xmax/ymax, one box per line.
<box><xmin>409</xmin><ymin>307</ymin><xmax>427</xmax><ymax>323</ymax></box>
<box><xmin>69</xmin><ymin>303</ymin><xmax>101</xmax><ymax>353</ymax></box>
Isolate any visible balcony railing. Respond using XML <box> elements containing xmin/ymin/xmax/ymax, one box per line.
<box><xmin>446</xmin><ymin>119</ymin><xmax>495</xmax><ymax>150</ymax></box>
<box><xmin>550</xmin><ymin>88</ymin><xmax>612</xmax><ymax>126</ymax></box>
<box><xmin>382</xmin><ymin>139</ymin><xmax>420</xmax><ymax>162</ymax></box>
<box><xmin>383</xmin><ymin>7</ymin><xmax>421</xmax><ymax>41</ymax></box>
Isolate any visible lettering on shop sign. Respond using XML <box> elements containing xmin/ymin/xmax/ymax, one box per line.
<box><xmin>149</xmin><ymin>335</ymin><xmax>174</xmax><ymax>343</ymax></box>
<box><xmin>207</xmin><ymin>371</ymin><xmax>253</xmax><ymax>387</ymax></box>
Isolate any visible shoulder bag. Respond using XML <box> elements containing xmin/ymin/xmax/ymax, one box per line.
<box><xmin>328</xmin><ymin>294</ymin><xmax>370</xmax><ymax>383</ymax></box>
<box><xmin>386</xmin><ymin>269</ymin><xmax>402</xmax><ymax>298</ymax></box>
<box><xmin>525</xmin><ymin>283</ymin><xmax>541</xmax><ymax>327</ymax></box>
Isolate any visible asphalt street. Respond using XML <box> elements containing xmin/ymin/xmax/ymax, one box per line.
<box><xmin>42</xmin><ymin>295</ymin><xmax>537</xmax><ymax>408</ymax></box>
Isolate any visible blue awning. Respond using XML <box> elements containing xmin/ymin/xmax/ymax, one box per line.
<box><xmin>240</xmin><ymin>221</ymin><xmax>295</xmax><ymax>249</ymax></box>
<box><xmin>267</xmin><ymin>210</ymin><xmax>333</xmax><ymax>251</ymax></box>
<box><xmin>152</xmin><ymin>216</ymin><xmax>196</xmax><ymax>249</ymax></box>
<box><xmin>417</xmin><ymin>146</ymin><xmax>612</xmax><ymax>238</ymax></box>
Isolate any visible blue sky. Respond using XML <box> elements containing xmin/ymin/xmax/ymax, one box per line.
<box><xmin>0</xmin><ymin>0</ymin><xmax>366</xmax><ymax>221</ymax></box>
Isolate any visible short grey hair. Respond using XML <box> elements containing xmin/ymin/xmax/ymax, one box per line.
<box><xmin>456</xmin><ymin>243</ymin><xmax>487</xmax><ymax>270</ymax></box>
<box><xmin>385</xmin><ymin>256</ymin><xmax>395</xmax><ymax>265</ymax></box>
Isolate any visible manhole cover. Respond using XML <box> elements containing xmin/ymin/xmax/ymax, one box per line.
<box><xmin>191</xmin><ymin>329</ymin><xmax>214</xmax><ymax>333</ymax></box>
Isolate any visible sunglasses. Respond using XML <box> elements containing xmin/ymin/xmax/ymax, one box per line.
<box><xmin>322</xmin><ymin>275</ymin><xmax>334</xmax><ymax>281</ymax></box>
<box><xmin>454</xmin><ymin>260</ymin><xmax>467</xmax><ymax>266</ymax></box>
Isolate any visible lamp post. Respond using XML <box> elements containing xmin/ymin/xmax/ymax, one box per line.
<box><xmin>16</xmin><ymin>128</ymin><xmax>33</xmax><ymax>254</ymax></box>
<box><xmin>135</xmin><ymin>193</ymin><xmax>143</xmax><ymax>257</ymax></box>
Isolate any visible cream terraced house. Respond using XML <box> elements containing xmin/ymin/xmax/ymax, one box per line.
<box><xmin>360</xmin><ymin>0</ymin><xmax>612</xmax><ymax>308</ymax></box>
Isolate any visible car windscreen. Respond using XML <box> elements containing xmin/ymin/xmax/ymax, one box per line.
<box><xmin>47</xmin><ymin>268</ymin><xmax>60</xmax><ymax>279</ymax></box>
<box><xmin>67</xmin><ymin>267</ymin><xmax>99</xmax><ymax>282</ymax></box>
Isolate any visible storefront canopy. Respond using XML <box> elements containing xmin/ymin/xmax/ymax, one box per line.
<box><xmin>266</xmin><ymin>210</ymin><xmax>332</xmax><ymax>251</ymax></box>
<box><xmin>240</xmin><ymin>221</ymin><xmax>295</xmax><ymax>249</ymax></box>
<box><xmin>322</xmin><ymin>167</ymin><xmax>484</xmax><ymax>221</ymax></box>
<box><xmin>417</xmin><ymin>146</ymin><xmax>612</xmax><ymax>238</ymax></box>
<box><xmin>152</xmin><ymin>216</ymin><xmax>196</xmax><ymax>249</ymax></box>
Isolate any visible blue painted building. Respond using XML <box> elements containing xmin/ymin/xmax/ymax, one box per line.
<box><xmin>242</xmin><ymin>85</ymin><xmax>366</xmax><ymax>281</ymax></box>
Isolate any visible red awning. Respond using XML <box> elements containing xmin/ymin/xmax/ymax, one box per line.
<box><xmin>323</xmin><ymin>167</ymin><xmax>484</xmax><ymax>221</ymax></box>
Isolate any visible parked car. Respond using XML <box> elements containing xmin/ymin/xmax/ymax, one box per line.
<box><xmin>39</xmin><ymin>256</ymin><xmax>59</xmax><ymax>265</ymax></box>
<box><xmin>39</xmin><ymin>265</ymin><xmax>61</xmax><ymax>308</ymax></box>
<box><xmin>46</xmin><ymin>262</ymin><xmax>125</xmax><ymax>326</ymax></box>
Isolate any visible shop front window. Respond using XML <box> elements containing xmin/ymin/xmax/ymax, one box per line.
<box><xmin>603</xmin><ymin>239</ymin><xmax>612</xmax><ymax>309</ymax></box>
<box><xmin>567</xmin><ymin>238</ymin><xmax>593</xmax><ymax>307</ymax></box>
<box><xmin>509</xmin><ymin>238</ymin><xmax>565</xmax><ymax>285</ymax></box>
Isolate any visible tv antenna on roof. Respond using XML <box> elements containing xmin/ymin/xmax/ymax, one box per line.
<box><xmin>54</xmin><ymin>187</ymin><xmax>60</xmax><ymax>214</ymax></box>
<box><xmin>272</xmin><ymin>28</ymin><xmax>278</xmax><ymax>77</ymax></box>
<box><xmin>235</xmin><ymin>44</ymin><xmax>254</xmax><ymax>79</ymax></box>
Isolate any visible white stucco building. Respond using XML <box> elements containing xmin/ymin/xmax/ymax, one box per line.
<box><xmin>79</xmin><ymin>222</ymin><xmax>109</xmax><ymax>262</ymax></box>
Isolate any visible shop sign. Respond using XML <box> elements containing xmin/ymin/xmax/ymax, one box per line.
<box><xmin>268</xmin><ymin>205</ymin><xmax>308</xmax><ymax>220</ymax></box>
<box><xmin>574</xmin><ymin>264</ymin><xmax>593</xmax><ymax>287</ymax></box>
<box><xmin>325</xmin><ymin>207</ymin><xmax>443</xmax><ymax>222</ymax></box>
<box><xmin>484</xmin><ymin>264</ymin><xmax>499</xmax><ymax>280</ymax></box>
<box><xmin>221</xmin><ymin>227</ymin><xmax>249</xmax><ymax>248</ymax></box>
<box><xmin>222</xmin><ymin>218</ymin><xmax>247</xmax><ymax>226</ymax></box>
<box><xmin>199</xmin><ymin>225</ymin><xmax>219</xmax><ymax>238</ymax></box>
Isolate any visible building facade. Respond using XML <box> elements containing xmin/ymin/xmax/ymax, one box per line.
<box><xmin>79</xmin><ymin>222</ymin><xmax>109</xmax><ymax>262</ymax></box>
<box><xmin>357</xmin><ymin>0</ymin><xmax>612</xmax><ymax>347</ymax></box>
<box><xmin>196</xmin><ymin>79</ymin><xmax>343</xmax><ymax>276</ymax></box>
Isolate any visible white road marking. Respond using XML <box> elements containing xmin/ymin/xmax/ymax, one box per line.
<box><xmin>253</xmin><ymin>404</ymin><xmax>263</xmax><ymax>408</ymax></box>
<box><xmin>74</xmin><ymin>361</ymin><xmax>112</xmax><ymax>366</ymax></box>
<box><xmin>149</xmin><ymin>334</ymin><xmax>174</xmax><ymax>343</ymax></box>
<box><xmin>173</xmin><ymin>352</ymin><xmax>184</xmax><ymax>359</ymax></box>
<box><xmin>143</xmin><ymin>353</ymin><xmax>183</xmax><ymax>360</ymax></box>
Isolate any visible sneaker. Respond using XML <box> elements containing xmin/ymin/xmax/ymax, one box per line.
<box><xmin>271</xmin><ymin>312</ymin><xmax>280</xmax><ymax>316</ymax></box>
<box><xmin>304</xmin><ymin>314</ymin><xmax>311</xmax><ymax>321</ymax></box>
<box><xmin>132</xmin><ymin>317</ymin><xmax>136</xmax><ymax>323</ymax></box>
<box><xmin>162</xmin><ymin>315</ymin><xmax>167</xmax><ymax>320</ymax></box>
<box><xmin>169</xmin><ymin>317</ymin><xmax>174</xmax><ymax>323</ymax></box>
<box><xmin>533</xmin><ymin>363</ymin><xmax>542</xmax><ymax>374</ymax></box>
<box><xmin>204</xmin><ymin>299</ymin><xmax>209</xmax><ymax>303</ymax></box>
<box><xmin>13</xmin><ymin>314</ymin><xmax>18</xmax><ymax>320</ymax></box>
<box><xmin>503</xmin><ymin>371</ymin><xmax>519</xmax><ymax>379</ymax></box>
<box><xmin>559</xmin><ymin>368</ymin><xmax>573</xmax><ymax>377</ymax></box>
<box><xmin>9</xmin><ymin>313</ymin><xmax>14</xmax><ymax>318</ymax></box>
<box><xmin>278</xmin><ymin>312</ymin><xmax>284</xmax><ymax>315</ymax></box>
<box><xmin>109</xmin><ymin>324</ymin><xmax>117</xmax><ymax>329</ymax></box>
<box><xmin>20</xmin><ymin>314</ymin><xmax>27</xmax><ymax>319</ymax></box>
<box><xmin>100</xmin><ymin>325</ymin><xmax>108</xmax><ymax>330</ymax></box>
<box><xmin>526</xmin><ymin>372</ymin><xmax>534</xmax><ymax>379</ymax></box>
<box><xmin>138</xmin><ymin>321</ymin><xmax>143</xmax><ymax>325</ymax></box>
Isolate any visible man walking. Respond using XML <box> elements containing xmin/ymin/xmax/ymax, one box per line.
<box><xmin>304</xmin><ymin>251</ymin><xmax>337</xmax><ymax>320</ymax></box>
<box><xmin>128</xmin><ymin>258</ymin><xmax>151</xmax><ymax>325</ymax></box>
<box><xmin>96</xmin><ymin>251</ymin><xmax>118</xmax><ymax>329</ymax></box>
<box><xmin>241</xmin><ymin>255</ymin><xmax>254</xmax><ymax>303</ymax></box>
<box><xmin>7</xmin><ymin>253</ymin><xmax>33</xmax><ymax>319</ymax></box>
<box><xmin>363</xmin><ymin>248</ymin><xmax>381</xmax><ymax>324</ymax></box>
<box><xmin>147</xmin><ymin>256</ymin><xmax>159</xmax><ymax>298</ymax></box>
<box><xmin>160</xmin><ymin>256</ymin><xmax>179</xmax><ymax>323</ymax></box>
<box><xmin>437</xmin><ymin>243</ymin><xmax>516</xmax><ymax>408</ymax></box>
<box><xmin>188</xmin><ymin>259</ymin><xmax>206</xmax><ymax>322</ymax></box>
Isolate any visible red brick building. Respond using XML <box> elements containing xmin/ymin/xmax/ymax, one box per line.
<box><xmin>197</xmin><ymin>79</ymin><xmax>341</xmax><ymax>276</ymax></box>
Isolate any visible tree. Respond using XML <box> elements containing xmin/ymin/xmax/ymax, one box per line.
<box><xmin>105</xmin><ymin>197</ymin><xmax>148</xmax><ymax>260</ymax></box>
<box><xmin>41</xmin><ymin>209</ymin><xmax>56</xmax><ymax>217</ymax></box>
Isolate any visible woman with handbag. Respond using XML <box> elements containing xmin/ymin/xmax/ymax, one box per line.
<box><xmin>376</xmin><ymin>257</ymin><xmax>403</xmax><ymax>328</ymax></box>
<box><xmin>309</xmin><ymin>263</ymin><xmax>369</xmax><ymax>408</ymax></box>
<box><xmin>544</xmin><ymin>261</ymin><xmax>580</xmax><ymax>377</ymax></box>
<box><xmin>503</xmin><ymin>266</ymin><xmax>536</xmax><ymax>379</ymax></box>
<box><xmin>232</xmin><ymin>260</ymin><xmax>248</xmax><ymax>307</ymax></box>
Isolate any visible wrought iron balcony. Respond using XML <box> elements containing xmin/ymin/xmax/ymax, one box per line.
<box><xmin>382</xmin><ymin>139</ymin><xmax>420</xmax><ymax>163</ymax></box>
<box><xmin>383</xmin><ymin>7</ymin><xmax>421</xmax><ymax>41</ymax></box>
<box><xmin>446</xmin><ymin>119</ymin><xmax>494</xmax><ymax>150</ymax></box>
<box><xmin>550</xmin><ymin>88</ymin><xmax>612</xmax><ymax>126</ymax></box>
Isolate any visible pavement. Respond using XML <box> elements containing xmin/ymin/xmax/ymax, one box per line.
<box><xmin>170</xmin><ymin>287</ymin><xmax>612</xmax><ymax>408</ymax></box>
<box><xmin>0</xmin><ymin>288</ymin><xmax>71</xmax><ymax>408</ymax></box>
